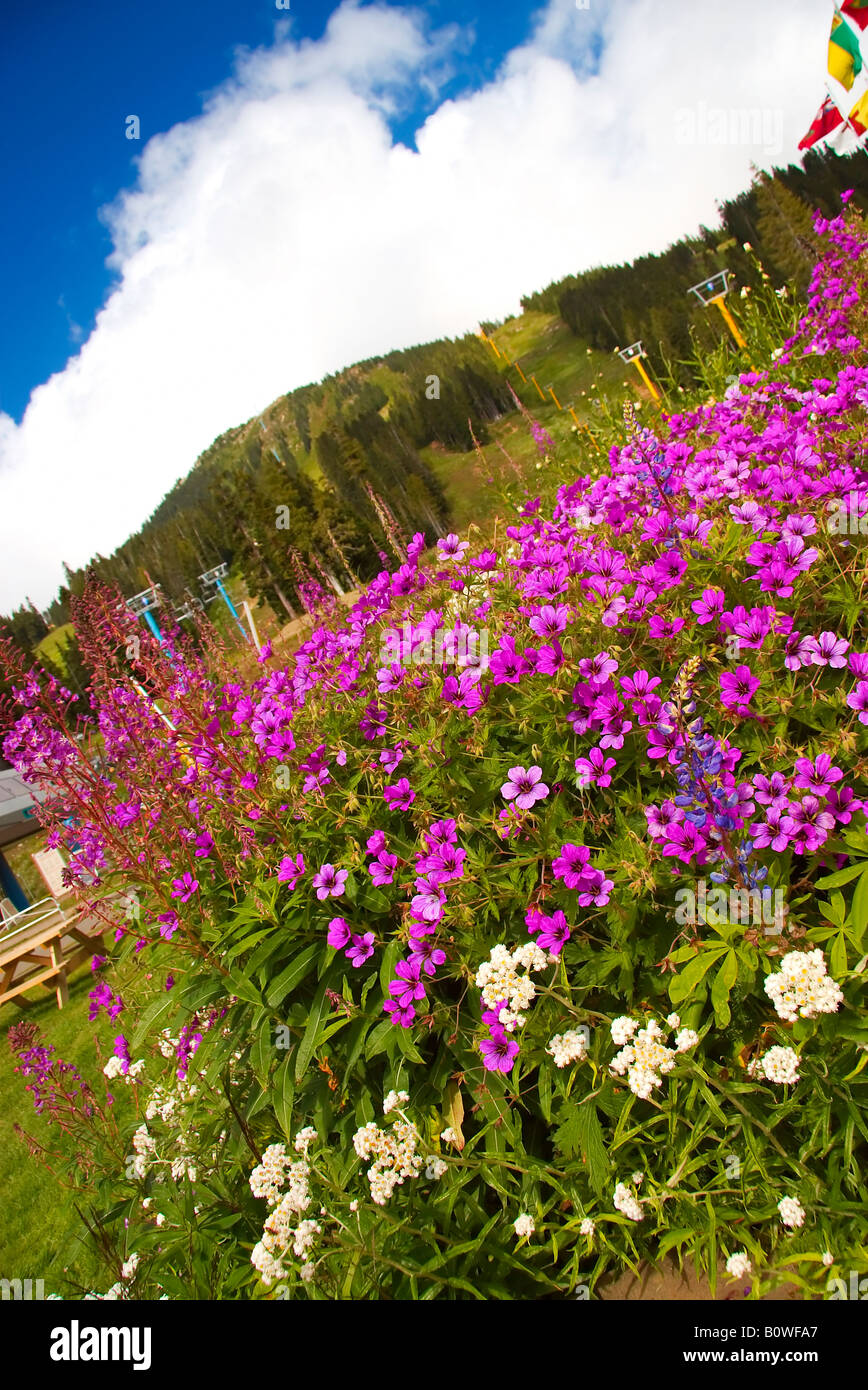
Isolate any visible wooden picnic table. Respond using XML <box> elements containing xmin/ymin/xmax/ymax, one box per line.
<box><xmin>0</xmin><ymin>899</ymin><xmax>105</xmax><ymax>1011</ymax></box>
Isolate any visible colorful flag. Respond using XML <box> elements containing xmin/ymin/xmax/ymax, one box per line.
<box><xmin>842</xmin><ymin>0</ymin><xmax>868</xmax><ymax>31</ymax></box>
<box><xmin>829</xmin><ymin>9</ymin><xmax>864</xmax><ymax>89</ymax></box>
<box><xmin>799</xmin><ymin>95</ymin><xmax>846</xmax><ymax>148</ymax></box>
<box><xmin>848</xmin><ymin>89</ymin><xmax>868</xmax><ymax>132</ymax></box>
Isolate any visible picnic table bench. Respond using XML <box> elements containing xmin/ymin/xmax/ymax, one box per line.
<box><xmin>0</xmin><ymin>898</ymin><xmax>105</xmax><ymax>1011</ymax></box>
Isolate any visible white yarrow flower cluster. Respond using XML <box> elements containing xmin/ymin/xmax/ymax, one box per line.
<box><xmin>103</xmin><ymin>1055</ymin><xmax>145</xmax><ymax>1083</ymax></box>
<box><xmin>249</xmin><ymin>1131</ymin><xmax>317</xmax><ymax>1286</ymax></box>
<box><xmin>613</xmin><ymin>1181</ymin><xmax>644</xmax><ymax>1223</ymax></box>
<box><xmin>609</xmin><ymin>1015</ymin><xmax>698</xmax><ymax>1100</ymax></box>
<box><xmin>725</xmin><ymin>1251</ymin><xmax>752</xmax><ymax>1280</ymax></box>
<box><xmin>546</xmin><ymin>1029</ymin><xmax>588</xmax><ymax>1068</ymax></box>
<box><xmin>513</xmin><ymin>1213</ymin><xmax>535</xmax><ymax>1238</ymax></box>
<box><xmin>764</xmin><ymin>949</ymin><xmax>843</xmax><ymax>1022</ymax></box>
<box><xmin>579</xmin><ymin>1217</ymin><xmax>595</xmax><ymax>1237</ymax></box>
<box><xmin>778</xmin><ymin>1196</ymin><xmax>805</xmax><ymax>1230</ymax></box>
<box><xmin>610</xmin><ymin>1016</ymin><xmax>638</xmax><ymax>1046</ymax></box>
<box><xmin>249</xmin><ymin>1143</ymin><xmax>294</xmax><ymax>1204</ymax></box>
<box><xmin>440</xmin><ymin>1127</ymin><xmax>459</xmax><ymax>1145</ymax></box>
<box><xmin>748</xmin><ymin>1045</ymin><xmax>800</xmax><ymax>1085</ymax></box>
<box><xmin>383</xmin><ymin>1089</ymin><xmax>409</xmax><ymax>1115</ymax></box>
<box><xmin>475</xmin><ymin>941</ymin><xmax>549</xmax><ymax>1032</ymax></box>
<box><xmin>293</xmin><ymin>1126</ymin><xmax>318</xmax><ymax>1157</ymax></box>
<box><xmin>353</xmin><ymin>1117</ymin><xmax>425</xmax><ymax>1205</ymax></box>
<box><xmin>425</xmin><ymin>1156</ymin><xmax>448</xmax><ymax>1180</ymax></box>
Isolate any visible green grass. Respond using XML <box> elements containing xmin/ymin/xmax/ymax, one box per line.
<box><xmin>0</xmin><ymin>957</ymin><xmax>134</xmax><ymax>1295</ymax></box>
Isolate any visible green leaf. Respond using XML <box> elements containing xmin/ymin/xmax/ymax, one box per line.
<box><xmin>131</xmin><ymin>991</ymin><xmax>178</xmax><ymax>1049</ymax></box>
<box><xmin>669</xmin><ymin>947</ymin><xmax>727</xmax><ymax>1005</ymax></box>
<box><xmin>225</xmin><ymin>970</ymin><xmax>265</xmax><ymax>1006</ymax></box>
<box><xmin>848</xmin><ymin>867</ymin><xmax>868</xmax><ymax>942</ymax></box>
<box><xmin>814</xmin><ymin>863</ymin><xmax>865</xmax><ymax>890</ymax></box>
<box><xmin>265</xmin><ymin>943</ymin><xmax>320</xmax><ymax>1009</ymax></box>
<box><xmin>710</xmin><ymin>949</ymin><xmax>738</xmax><ymax>1028</ymax></box>
<box><xmin>575</xmin><ymin>1101</ymin><xmax>610</xmax><ymax>1194</ymax></box>
<box><xmin>553</xmin><ymin>1102</ymin><xmax>582</xmax><ymax>1160</ymax></box>
<box><xmin>251</xmin><ymin>1016</ymin><xmax>274</xmax><ymax>1088</ymax></box>
<box><xmin>830</xmin><ymin>930</ymin><xmax>848</xmax><ymax>978</ymax></box>
<box><xmin>271</xmin><ymin>1051</ymin><xmax>295</xmax><ymax>1140</ymax></box>
<box><xmin>379</xmin><ymin>938</ymin><xmax>401</xmax><ymax>997</ymax></box>
<box><xmin>294</xmin><ymin>979</ymin><xmax>332</xmax><ymax>1083</ymax></box>
<box><xmin>365</xmin><ymin>1019</ymin><xmax>393</xmax><ymax>1060</ymax></box>
<box><xmin>538</xmin><ymin>1065</ymin><xmax>552</xmax><ymax>1124</ymax></box>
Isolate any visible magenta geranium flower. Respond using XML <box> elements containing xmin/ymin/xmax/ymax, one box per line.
<box><xmin>501</xmin><ymin>765</ymin><xmax>549</xmax><ymax>810</ymax></box>
<box><xmin>793</xmin><ymin>754</ymin><xmax>843</xmax><ymax>797</ymax></box>
<box><xmin>389</xmin><ymin>958</ymin><xmax>427</xmax><ymax>1008</ymax></box>
<box><xmin>327</xmin><ymin>917</ymin><xmax>352</xmax><ymax>949</ymax></box>
<box><xmin>551</xmin><ymin>842</ymin><xmax>590</xmax><ymax>888</ymax></box>
<box><xmin>347</xmin><ymin>932</ymin><xmax>376</xmax><ymax>968</ymax></box>
<box><xmin>535</xmin><ymin>909</ymin><xmax>571</xmax><ymax>955</ymax></box>
<box><xmin>480</xmin><ymin>1027</ymin><xmax>520</xmax><ymax>1073</ymax></box>
<box><xmin>366</xmin><ymin>829</ymin><xmax>387</xmax><ymax>856</ymax></box>
<box><xmin>408</xmin><ymin>936</ymin><xmax>446</xmax><ymax>976</ymax></box>
<box><xmin>529</xmin><ymin>604</ymin><xmax>570</xmax><ymax>638</ymax></box>
<box><xmin>437</xmin><ymin>533</ymin><xmax>469</xmax><ymax>561</ymax></box>
<box><xmin>384</xmin><ymin>778</ymin><xmax>415</xmax><ymax>811</ymax></box>
<box><xmin>368</xmin><ymin>851</ymin><xmax>398</xmax><ymax>886</ymax></box>
<box><xmin>719</xmin><ymin>665</ymin><xmax>760</xmax><ymax>712</ymax></box>
<box><xmin>313</xmin><ymin>863</ymin><xmax>348</xmax><ymax>899</ymax></box>
<box><xmin>277</xmin><ymin>852</ymin><xmax>305</xmax><ymax>888</ymax></box>
<box><xmin>384</xmin><ymin>998</ymin><xmax>416</xmax><ymax>1027</ymax></box>
<box><xmin>846</xmin><ymin>680</ymin><xmax>868</xmax><ymax>724</ymax></box>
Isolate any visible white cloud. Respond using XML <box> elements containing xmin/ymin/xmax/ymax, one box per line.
<box><xmin>0</xmin><ymin>0</ymin><xmax>831</xmax><ymax>610</ymax></box>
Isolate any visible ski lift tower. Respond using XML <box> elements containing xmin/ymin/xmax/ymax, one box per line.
<box><xmin>199</xmin><ymin>564</ymin><xmax>248</xmax><ymax>641</ymax></box>
<box><xmin>126</xmin><ymin>584</ymin><xmax>165</xmax><ymax>643</ymax></box>
<box><xmin>171</xmin><ymin>591</ymin><xmax>205</xmax><ymax>625</ymax></box>
<box><xmin>617</xmin><ymin>342</ymin><xmax>662</xmax><ymax>404</ymax></box>
<box><xmin>687</xmin><ymin>270</ymin><xmax>748</xmax><ymax>350</ymax></box>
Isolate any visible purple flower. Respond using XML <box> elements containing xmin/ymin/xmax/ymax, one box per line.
<box><xmin>327</xmin><ymin>916</ymin><xmax>352</xmax><ymax>949</ymax></box>
<box><xmin>170</xmin><ymin>872</ymin><xmax>199</xmax><ymax>903</ymax></box>
<box><xmin>529</xmin><ymin>604</ymin><xmax>570</xmax><ymax>638</ymax></box>
<box><xmin>793</xmin><ymin>754</ymin><xmax>843</xmax><ymax>798</ymax></box>
<box><xmin>805</xmin><ymin>631</ymin><xmax>850</xmax><ymax>668</ymax></box>
<box><xmin>719</xmin><ymin>665</ymin><xmax>760</xmax><ymax>713</ymax></box>
<box><xmin>577</xmin><ymin>651</ymin><xmax>618</xmax><ymax>686</ymax></box>
<box><xmin>313</xmin><ymin>864</ymin><xmax>348</xmax><ymax>899</ymax></box>
<box><xmin>389</xmin><ymin>958</ymin><xmax>427</xmax><ymax>1007</ymax></box>
<box><xmin>384</xmin><ymin>998</ymin><xmax>416</xmax><ymax>1027</ymax></box>
<box><xmin>366</xmin><ymin>829</ymin><xmax>387</xmax><ymax>856</ymax></box>
<box><xmin>425</xmin><ymin>818</ymin><xmax>457</xmax><ymax>847</ymax></box>
<box><xmin>551</xmin><ymin>842</ymin><xmax>590</xmax><ymax>888</ymax></box>
<box><xmin>846</xmin><ymin>680</ymin><xmax>868</xmax><ymax>724</ymax></box>
<box><xmin>277</xmin><ymin>853</ymin><xmax>305</xmax><ymax>889</ymax></box>
<box><xmin>347</xmin><ymin>932</ymin><xmax>376</xmax><ymax>968</ymax></box>
<box><xmin>480</xmin><ymin>1027</ymin><xmax>520</xmax><ymax>1073</ymax></box>
<box><xmin>368</xmin><ymin>851</ymin><xmax>398</xmax><ymax>886</ymax></box>
<box><xmin>501</xmin><ymin>765</ymin><xmax>549</xmax><ymax>810</ymax></box>
<box><xmin>408</xmin><ymin>936</ymin><xmax>446</xmax><ymax>976</ymax></box>
<box><xmin>383</xmin><ymin>778</ymin><xmax>416</xmax><ymax>811</ymax></box>
<box><xmin>575</xmin><ymin>748</ymin><xmax>617</xmax><ymax>789</ymax></box>
<box><xmin>535</xmin><ymin>910</ymin><xmax>571</xmax><ymax>955</ymax></box>
<box><xmin>411</xmin><ymin>879</ymin><xmax>447</xmax><ymax>923</ymax></box>
<box><xmin>437</xmin><ymin>534</ymin><xmax>469</xmax><ymax>561</ymax></box>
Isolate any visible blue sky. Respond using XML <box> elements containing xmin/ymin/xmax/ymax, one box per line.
<box><xmin>0</xmin><ymin>0</ymin><xmax>830</xmax><ymax>610</ymax></box>
<box><xmin>1</xmin><ymin>0</ymin><xmax>535</xmax><ymax>422</ymax></box>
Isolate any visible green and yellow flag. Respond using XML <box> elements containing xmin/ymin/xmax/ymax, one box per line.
<box><xmin>829</xmin><ymin>8</ymin><xmax>864</xmax><ymax>89</ymax></box>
